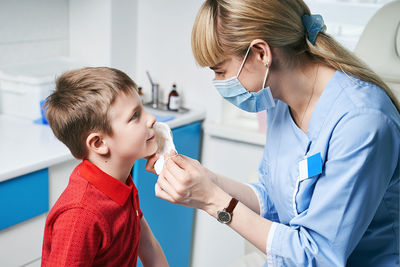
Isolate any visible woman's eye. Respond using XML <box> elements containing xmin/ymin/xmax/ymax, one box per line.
<box><xmin>214</xmin><ymin>71</ymin><xmax>225</xmax><ymax>79</ymax></box>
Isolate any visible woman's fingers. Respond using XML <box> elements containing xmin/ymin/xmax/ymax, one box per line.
<box><xmin>156</xmin><ymin>153</ymin><xmax>218</xmax><ymax>210</ymax></box>
<box><xmin>154</xmin><ymin>182</ymin><xmax>175</xmax><ymax>203</ymax></box>
<box><xmin>156</xmin><ymin>164</ymin><xmax>192</xmax><ymax>205</ymax></box>
<box><xmin>169</xmin><ymin>154</ymin><xmax>193</xmax><ymax>169</ymax></box>
<box><xmin>163</xmin><ymin>150</ymin><xmax>177</xmax><ymax>161</ymax></box>
<box><xmin>156</xmin><ymin>172</ymin><xmax>180</xmax><ymax>201</ymax></box>
<box><xmin>165</xmin><ymin>156</ymin><xmax>186</xmax><ymax>181</ymax></box>
<box><xmin>165</xmin><ymin>150</ymin><xmax>177</xmax><ymax>158</ymax></box>
<box><xmin>164</xmin><ymin>166</ymin><xmax>191</xmax><ymax>198</ymax></box>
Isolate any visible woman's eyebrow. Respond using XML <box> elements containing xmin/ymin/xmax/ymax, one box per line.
<box><xmin>210</xmin><ymin>61</ymin><xmax>225</xmax><ymax>70</ymax></box>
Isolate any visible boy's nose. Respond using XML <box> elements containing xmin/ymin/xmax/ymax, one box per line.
<box><xmin>147</xmin><ymin>113</ymin><xmax>156</xmax><ymax>128</ymax></box>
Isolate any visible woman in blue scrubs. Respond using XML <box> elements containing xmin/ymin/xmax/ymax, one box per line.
<box><xmin>148</xmin><ymin>0</ymin><xmax>400</xmax><ymax>265</ymax></box>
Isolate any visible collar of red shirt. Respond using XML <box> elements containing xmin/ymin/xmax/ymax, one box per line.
<box><xmin>77</xmin><ymin>160</ymin><xmax>134</xmax><ymax>206</ymax></box>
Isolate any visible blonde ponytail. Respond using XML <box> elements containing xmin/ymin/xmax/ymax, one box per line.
<box><xmin>192</xmin><ymin>0</ymin><xmax>400</xmax><ymax>112</ymax></box>
<box><xmin>308</xmin><ymin>32</ymin><xmax>400</xmax><ymax>112</ymax></box>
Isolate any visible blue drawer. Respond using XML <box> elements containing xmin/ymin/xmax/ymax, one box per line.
<box><xmin>0</xmin><ymin>169</ymin><xmax>49</xmax><ymax>230</ymax></box>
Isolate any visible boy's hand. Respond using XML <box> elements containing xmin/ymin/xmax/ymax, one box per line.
<box><xmin>144</xmin><ymin>153</ymin><xmax>159</xmax><ymax>174</ymax></box>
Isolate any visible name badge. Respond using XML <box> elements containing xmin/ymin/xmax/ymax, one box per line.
<box><xmin>298</xmin><ymin>153</ymin><xmax>322</xmax><ymax>180</ymax></box>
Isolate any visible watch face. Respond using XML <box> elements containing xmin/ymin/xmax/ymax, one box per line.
<box><xmin>217</xmin><ymin>211</ymin><xmax>232</xmax><ymax>224</ymax></box>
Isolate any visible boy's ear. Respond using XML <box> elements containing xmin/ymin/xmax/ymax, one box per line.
<box><xmin>86</xmin><ymin>132</ymin><xmax>109</xmax><ymax>156</ymax></box>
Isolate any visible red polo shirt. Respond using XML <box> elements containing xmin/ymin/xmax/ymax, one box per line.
<box><xmin>42</xmin><ymin>160</ymin><xmax>143</xmax><ymax>267</ymax></box>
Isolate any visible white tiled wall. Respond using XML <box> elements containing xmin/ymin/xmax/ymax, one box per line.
<box><xmin>0</xmin><ymin>0</ymin><xmax>69</xmax><ymax>68</ymax></box>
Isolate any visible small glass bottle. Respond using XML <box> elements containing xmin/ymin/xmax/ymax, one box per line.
<box><xmin>138</xmin><ymin>86</ymin><xmax>144</xmax><ymax>103</ymax></box>
<box><xmin>168</xmin><ymin>83</ymin><xmax>180</xmax><ymax>111</ymax></box>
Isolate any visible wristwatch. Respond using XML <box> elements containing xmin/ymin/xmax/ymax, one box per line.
<box><xmin>217</xmin><ymin>197</ymin><xmax>239</xmax><ymax>224</ymax></box>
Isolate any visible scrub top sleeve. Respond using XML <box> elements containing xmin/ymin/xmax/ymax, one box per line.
<box><xmin>267</xmin><ymin>110</ymin><xmax>399</xmax><ymax>266</ymax></box>
<box><xmin>247</xmin><ymin>155</ymin><xmax>280</xmax><ymax>222</ymax></box>
<box><xmin>247</xmin><ymin>182</ymin><xmax>279</xmax><ymax>222</ymax></box>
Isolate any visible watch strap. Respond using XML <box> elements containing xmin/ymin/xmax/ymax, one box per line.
<box><xmin>225</xmin><ymin>197</ymin><xmax>239</xmax><ymax>213</ymax></box>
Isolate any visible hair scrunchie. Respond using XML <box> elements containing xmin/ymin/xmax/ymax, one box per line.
<box><xmin>301</xmin><ymin>14</ymin><xmax>326</xmax><ymax>45</ymax></box>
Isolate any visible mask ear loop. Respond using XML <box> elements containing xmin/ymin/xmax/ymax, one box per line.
<box><xmin>262</xmin><ymin>61</ymin><xmax>270</xmax><ymax>89</ymax></box>
<box><xmin>236</xmin><ymin>46</ymin><xmax>252</xmax><ymax>77</ymax></box>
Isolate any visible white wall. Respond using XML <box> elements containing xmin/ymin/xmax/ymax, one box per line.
<box><xmin>70</xmin><ymin>0</ymin><xmax>220</xmax><ymax>120</ymax></box>
<box><xmin>69</xmin><ymin>0</ymin><xmax>139</xmax><ymax>78</ymax></box>
<box><xmin>305</xmin><ymin>0</ymin><xmax>386</xmax><ymax>50</ymax></box>
<box><xmin>69</xmin><ymin>0</ymin><xmax>113</xmax><ymax>67</ymax></box>
<box><xmin>135</xmin><ymin>0</ymin><xmax>223</xmax><ymax>123</ymax></box>
<box><xmin>0</xmin><ymin>0</ymin><xmax>69</xmax><ymax>68</ymax></box>
<box><xmin>111</xmin><ymin>0</ymin><xmax>138</xmax><ymax>78</ymax></box>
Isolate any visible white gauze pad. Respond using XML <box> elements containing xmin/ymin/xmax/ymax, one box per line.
<box><xmin>154</xmin><ymin>122</ymin><xmax>176</xmax><ymax>175</ymax></box>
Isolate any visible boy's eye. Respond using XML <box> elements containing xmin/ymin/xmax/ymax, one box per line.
<box><xmin>129</xmin><ymin>111</ymin><xmax>140</xmax><ymax>121</ymax></box>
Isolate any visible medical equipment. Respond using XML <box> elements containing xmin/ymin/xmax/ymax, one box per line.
<box><xmin>354</xmin><ymin>0</ymin><xmax>400</xmax><ymax>98</ymax></box>
<box><xmin>146</xmin><ymin>70</ymin><xmax>159</xmax><ymax>109</ymax></box>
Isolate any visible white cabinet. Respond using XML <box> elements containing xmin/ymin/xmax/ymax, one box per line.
<box><xmin>48</xmin><ymin>159</ymin><xmax>80</xmax><ymax>208</ymax></box>
<box><xmin>0</xmin><ymin>159</ymin><xmax>78</xmax><ymax>267</ymax></box>
<box><xmin>0</xmin><ymin>214</ymin><xmax>46</xmax><ymax>267</ymax></box>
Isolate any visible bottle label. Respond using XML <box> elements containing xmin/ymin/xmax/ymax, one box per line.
<box><xmin>169</xmin><ymin>96</ymin><xmax>180</xmax><ymax>110</ymax></box>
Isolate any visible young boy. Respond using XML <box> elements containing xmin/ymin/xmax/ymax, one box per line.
<box><xmin>41</xmin><ymin>67</ymin><xmax>168</xmax><ymax>267</ymax></box>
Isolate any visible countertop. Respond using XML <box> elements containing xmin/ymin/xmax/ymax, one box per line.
<box><xmin>204</xmin><ymin>118</ymin><xmax>266</xmax><ymax>147</ymax></box>
<box><xmin>0</xmin><ymin>107</ymin><xmax>205</xmax><ymax>182</ymax></box>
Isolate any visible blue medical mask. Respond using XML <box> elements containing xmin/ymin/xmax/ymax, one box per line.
<box><xmin>212</xmin><ymin>46</ymin><xmax>275</xmax><ymax>113</ymax></box>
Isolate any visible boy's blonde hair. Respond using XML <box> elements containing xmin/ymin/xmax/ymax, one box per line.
<box><xmin>192</xmin><ymin>0</ymin><xmax>400</xmax><ymax>112</ymax></box>
<box><xmin>45</xmin><ymin>67</ymin><xmax>137</xmax><ymax>159</ymax></box>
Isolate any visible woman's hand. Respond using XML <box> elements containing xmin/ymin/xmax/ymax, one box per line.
<box><xmin>155</xmin><ymin>151</ymin><xmax>272</xmax><ymax>254</ymax></box>
<box><xmin>155</xmin><ymin>151</ymin><xmax>222</xmax><ymax>212</ymax></box>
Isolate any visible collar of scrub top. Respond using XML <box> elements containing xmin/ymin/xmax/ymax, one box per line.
<box><xmin>302</xmin><ymin>14</ymin><xmax>327</xmax><ymax>45</ymax></box>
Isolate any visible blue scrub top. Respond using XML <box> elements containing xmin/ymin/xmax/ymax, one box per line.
<box><xmin>249</xmin><ymin>71</ymin><xmax>399</xmax><ymax>266</ymax></box>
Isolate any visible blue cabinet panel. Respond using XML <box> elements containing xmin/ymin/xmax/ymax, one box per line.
<box><xmin>133</xmin><ymin>122</ymin><xmax>202</xmax><ymax>267</ymax></box>
<box><xmin>0</xmin><ymin>168</ymin><xmax>49</xmax><ymax>230</ymax></box>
